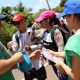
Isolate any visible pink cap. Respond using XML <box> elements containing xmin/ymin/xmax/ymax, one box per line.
<box><xmin>12</xmin><ymin>13</ymin><xmax>25</xmax><ymax>22</ymax></box>
<box><xmin>35</xmin><ymin>10</ymin><xmax>56</xmax><ymax>22</ymax></box>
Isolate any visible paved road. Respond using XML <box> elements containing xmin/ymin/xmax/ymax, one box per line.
<box><xmin>12</xmin><ymin>62</ymin><xmax>58</xmax><ymax>80</ymax></box>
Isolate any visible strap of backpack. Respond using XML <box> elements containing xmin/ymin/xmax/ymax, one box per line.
<box><xmin>50</xmin><ymin>28</ymin><xmax>58</xmax><ymax>51</ymax></box>
<box><xmin>50</xmin><ymin>27</ymin><xmax>57</xmax><ymax>42</ymax></box>
<box><xmin>15</xmin><ymin>32</ymin><xmax>20</xmax><ymax>48</ymax></box>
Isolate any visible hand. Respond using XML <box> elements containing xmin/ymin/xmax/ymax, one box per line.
<box><xmin>57</xmin><ymin>65</ymin><xmax>67</xmax><ymax>79</ymax></box>
<box><xmin>55</xmin><ymin>61</ymin><xmax>67</xmax><ymax>79</ymax></box>
<box><xmin>29</xmin><ymin>49</ymin><xmax>41</xmax><ymax>61</ymax></box>
<box><xmin>13</xmin><ymin>52</ymin><xmax>24</xmax><ymax>63</ymax></box>
<box><xmin>7</xmin><ymin>41</ymin><xmax>13</xmax><ymax>51</ymax></box>
<box><xmin>48</xmin><ymin>49</ymin><xmax>65</xmax><ymax>58</ymax></box>
<box><xmin>24</xmin><ymin>45</ymin><xmax>32</xmax><ymax>54</ymax></box>
<box><xmin>47</xmin><ymin>49</ymin><xmax>56</xmax><ymax>56</ymax></box>
<box><xmin>55</xmin><ymin>60</ymin><xmax>62</xmax><ymax>67</ymax></box>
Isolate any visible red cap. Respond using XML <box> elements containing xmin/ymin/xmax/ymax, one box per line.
<box><xmin>12</xmin><ymin>13</ymin><xmax>25</xmax><ymax>22</ymax></box>
<box><xmin>35</xmin><ymin>10</ymin><xmax>56</xmax><ymax>22</ymax></box>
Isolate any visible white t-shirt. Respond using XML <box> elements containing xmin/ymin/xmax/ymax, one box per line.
<box><xmin>43</xmin><ymin>32</ymin><xmax>52</xmax><ymax>42</ymax></box>
<box><xmin>12</xmin><ymin>31</ymin><xmax>31</xmax><ymax>52</ymax></box>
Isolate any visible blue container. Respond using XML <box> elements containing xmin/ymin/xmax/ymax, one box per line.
<box><xmin>17</xmin><ymin>50</ymin><xmax>32</xmax><ymax>72</ymax></box>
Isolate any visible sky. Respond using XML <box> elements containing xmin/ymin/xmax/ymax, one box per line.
<box><xmin>0</xmin><ymin>0</ymin><xmax>61</xmax><ymax>13</ymax></box>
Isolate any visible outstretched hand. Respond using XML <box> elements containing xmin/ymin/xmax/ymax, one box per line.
<box><xmin>55</xmin><ymin>61</ymin><xmax>67</xmax><ymax>78</ymax></box>
<box><xmin>24</xmin><ymin>45</ymin><xmax>32</xmax><ymax>54</ymax></box>
<box><xmin>47</xmin><ymin>49</ymin><xmax>56</xmax><ymax>56</ymax></box>
<box><xmin>29</xmin><ymin>49</ymin><xmax>41</xmax><ymax>61</ymax></box>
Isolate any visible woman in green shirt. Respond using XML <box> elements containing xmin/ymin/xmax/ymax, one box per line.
<box><xmin>48</xmin><ymin>0</ymin><xmax>80</xmax><ymax>80</ymax></box>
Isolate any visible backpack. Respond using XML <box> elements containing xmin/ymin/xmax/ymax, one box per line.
<box><xmin>50</xmin><ymin>26</ymin><xmax>70</xmax><ymax>46</ymax></box>
<box><xmin>42</xmin><ymin>30</ymin><xmax>58</xmax><ymax>51</ymax></box>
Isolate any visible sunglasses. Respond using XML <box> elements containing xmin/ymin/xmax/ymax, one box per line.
<box><xmin>11</xmin><ymin>21</ymin><xmax>21</xmax><ymax>26</ymax></box>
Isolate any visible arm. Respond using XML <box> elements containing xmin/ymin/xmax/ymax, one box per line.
<box><xmin>48</xmin><ymin>49</ymin><xmax>65</xmax><ymax>58</ymax></box>
<box><xmin>54</xmin><ymin>53</ymin><xmax>77</xmax><ymax>79</ymax></box>
<box><xmin>0</xmin><ymin>49</ymin><xmax>41</xmax><ymax>74</ymax></box>
<box><xmin>71</xmin><ymin>56</ymin><xmax>80</xmax><ymax>80</ymax></box>
<box><xmin>60</xmin><ymin>61</ymin><xmax>74</xmax><ymax>79</ymax></box>
<box><xmin>0</xmin><ymin>52</ymin><xmax>23</xmax><ymax>74</ymax></box>
<box><xmin>29</xmin><ymin>49</ymin><xmax>41</xmax><ymax>61</ymax></box>
<box><xmin>53</xmin><ymin>51</ymin><xmax>65</xmax><ymax>58</ymax></box>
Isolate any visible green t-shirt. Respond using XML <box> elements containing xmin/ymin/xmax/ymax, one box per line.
<box><xmin>0</xmin><ymin>42</ymin><xmax>15</xmax><ymax>80</ymax></box>
<box><xmin>64</xmin><ymin>34</ymin><xmax>80</xmax><ymax>80</ymax></box>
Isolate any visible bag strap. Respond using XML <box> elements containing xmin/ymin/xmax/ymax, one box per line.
<box><xmin>50</xmin><ymin>28</ymin><xmax>58</xmax><ymax>51</ymax></box>
<box><xmin>50</xmin><ymin>27</ymin><xmax>57</xmax><ymax>42</ymax></box>
<box><xmin>15</xmin><ymin>31</ymin><xmax>20</xmax><ymax>48</ymax></box>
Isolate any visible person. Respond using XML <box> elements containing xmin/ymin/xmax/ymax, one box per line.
<box><xmin>11</xmin><ymin>13</ymin><xmax>31</xmax><ymax>53</ymax></box>
<box><xmin>30</xmin><ymin>22</ymin><xmax>46</xmax><ymax>45</ymax></box>
<box><xmin>11</xmin><ymin>13</ymin><xmax>33</xmax><ymax>79</ymax></box>
<box><xmin>35</xmin><ymin>10</ymin><xmax>68</xmax><ymax>80</ymax></box>
<box><xmin>0</xmin><ymin>14</ymin><xmax>41</xmax><ymax>80</ymax></box>
<box><xmin>25</xmin><ymin>22</ymin><xmax>47</xmax><ymax>80</ymax></box>
<box><xmin>11</xmin><ymin>13</ymin><xmax>46</xmax><ymax>80</ymax></box>
<box><xmin>48</xmin><ymin>0</ymin><xmax>80</xmax><ymax>80</ymax></box>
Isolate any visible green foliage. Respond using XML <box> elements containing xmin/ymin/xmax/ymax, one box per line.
<box><xmin>0</xmin><ymin>21</ymin><xmax>17</xmax><ymax>46</ymax></box>
<box><xmin>60</xmin><ymin>0</ymin><xmax>67</xmax><ymax>7</ymax></box>
<box><xmin>54</xmin><ymin>0</ymin><xmax>67</xmax><ymax>12</ymax></box>
<box><xmin>13</xmin><ymin>1</ymin><xmax>25</xmax><ymax>13</ymax></box>
<box><xmin>53</xmin><ymin>6</ymin><xmax>61</xmax><ymax>12</ymax></box>
<box><xmin>0</xmin><ymin>28</ymin><xmax>11</xmax><ymax>46</ymax></box>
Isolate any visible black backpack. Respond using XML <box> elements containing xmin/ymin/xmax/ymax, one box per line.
<box><xmin>42</xmin><ymin>30</ymin><xmax>58</xmax><ymax>51</ymax></box>
<box><xmin>15</xmin><ymin>32</ymin><xmax>20</xmax><ymax>48</ymax></box>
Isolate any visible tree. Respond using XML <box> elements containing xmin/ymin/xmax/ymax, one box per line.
<box><xmin>1</xmin><ymin>6</ymin><xmax>12</xmax><ymax>14</ymax></box>
<box><xmin>46</xmin><ymin>0</ymin><xmax>51</xmax><ymax>10</ymax></box>
<box><xmin>1</xmin><ymin>6</ymin><xmax>12</xmax><ymax>22</ymax></box>
<box><xmin>60</xmin><ymin>0</ymin><xmax>67</xmax><ymax>7</ymax></box>
<box><xmin>53</xmin><ymin>0</ymin><xmax>67</xmax><ymax>12</ymax></box>
<box><xmin>13</xmin><ymin>1</ymin><xmax>24</xmax><ymax>12</ymax></box>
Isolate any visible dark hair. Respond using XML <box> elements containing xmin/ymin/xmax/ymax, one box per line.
<box><xmin>46</xmin><ymin>17</ymin><xmax>60</xmax><ymax>26</ymax></box>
